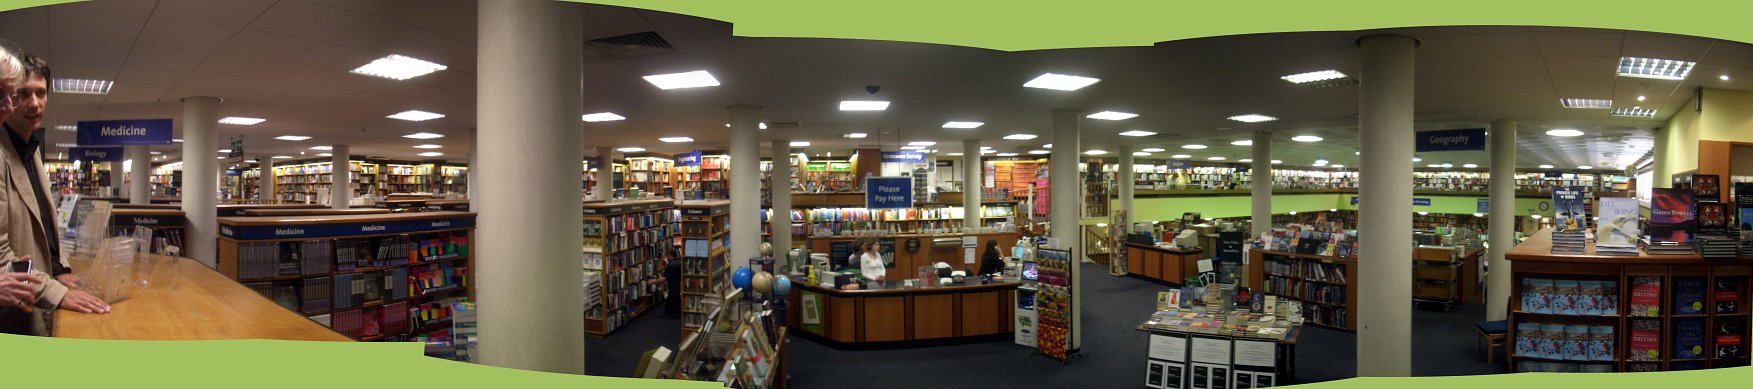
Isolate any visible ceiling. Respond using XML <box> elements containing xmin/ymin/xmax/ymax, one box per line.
<box><xmin>2</xmin><ymin>0</ymin><xmax>1747</xmax><ymax>170</ymax></box>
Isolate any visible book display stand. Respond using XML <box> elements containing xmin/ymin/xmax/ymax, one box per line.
<box><xmin>680</xmin><ymin>200</ymin><xmax>732</xmax><ymax>336</ymax></box>
<box><xmin>582</xmin><ymin>199</ymin><xmax>677</xmax><ymax>335</ymax></box>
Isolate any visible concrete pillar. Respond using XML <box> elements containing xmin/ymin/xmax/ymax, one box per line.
<box><xmin>1251</xmin><ymin>130</ymin><xmax>1272</xmax><ymax>236</ymax></box>
<box><xmin>592</xmin><ymin>147</ymin><xmax>613</xmax><ymax>200</ymax></box>
<box><xmin>964</xmin><ymin>140</ymin><xmax>982</xmax><ymax>229</ymax></box>
<box><xmin>331</xmin><ymin>145</ymin><xmax>350</xmax><ymax>209</ymax></box>
<box><xmin>1487</xmin><ymin>120</ymin><xmax>1517</xmax><ymax>321</ymax></box>
<box><xmin>475</xmin><ymin>0</ymin><xmax>584</xmax><ymax>374</ymax></box>
<box><xmin>258</xmin><ymin>155</ymin><xmax>274</xmax><ymax>202</ymax></box>
<box><xmin>180</xmin><ymin>96</ymin><xmax>219</xmax><ymax>267</ymax></box>
<box><xmin>1049</xmin><ymin>109</ymin><xmax>1083</xmax><ymax>350</ymax></box>
<box><xmin>769</xmin><ymin>139</ymin><xmax>793</xmax><ymax>265</ymax></box>
<box><xmin>127</xmin><ymin>145</ymin><xmax>150</xmax><ymax>204</ymax></box>
<box><xmin>729</xmin><ymin>105</ymin><xmax>761</xmax><ymax>269</ymax></box>
<box><xmin>1118</xmin><ymin>145</ymin><xmax>1134</xmax><ymax>232</ymax></box>
<box><xmin>108</xmin><ymin>161</ymin><xmax>124</xmax><ymax>195</ymax></box>
<box><xmin>467</xmin><ymin>128</ymin><xmax>478</xmax><ymax>205</ymax></box>
<box><xmin>1356</xmin><ymin>34</ymin><xmax>1417</xmax><ymax>377</ymax></box>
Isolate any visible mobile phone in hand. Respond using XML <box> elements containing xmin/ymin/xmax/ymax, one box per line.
<box><xmin>8</xmin><ymin>260</ymin><xmax>33</xmax><ymax>274</ymax></box>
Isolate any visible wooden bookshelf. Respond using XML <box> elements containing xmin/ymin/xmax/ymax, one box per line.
<box><xmin>1083</xmin><ymin>160</ymin><xmax>1110</xmax><ymax>218</ymax></box>
<box><xmin>678</xmin><ymin>200</ymin><xmax>730</xmax><ymax>336</ymax></box>
<box><xmin>678</xmin><ymin>155</ymin><xmax>728</xmax><ymax>200</ymax></box>
<box><xmin>625</xmin><ymin>156</ymin><xmax>674</xmax><ymax>198</ymax></box>
<box><xmin>1245</xmin><ymin>249</ymin><xmax>1358</xmax><ymax>331</ymax></box>
<box><xmin>800</xmin><ymin>160</ymin><xmax>853</xmax><ymax>193</ymax></box>
<box><xmin>215</xmin><ymin>211</ymin><xmax>475</xmax><ymax>342</ymax></box>
<box><xmin>45</xmin><ymin>160</ymin><xmax>112</xmax><ymax>196</ymax></box>
<box><xmin>582</xmin><ymin>199</ymin><xmax>677</xmax><ymax>335</ymax></box>
<box><xmin>1506</xmin><ymin>228</ymin><xmax>1753</xmax><ymax>372</ymax></box>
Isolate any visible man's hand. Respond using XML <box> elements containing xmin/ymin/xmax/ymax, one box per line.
<box><xmin>0</xmin><ymin>273</ymin><xmax>40</xmax><ymax>311</ymax></box>
<box><xmin>57</xmin><ymin>289</ymin><xmax>108</xmax><ymax>314</ymax></box>
<box><xmin>54</xmin><ymin>274</ymin><xmax>81</xmax><ymax>289</ymax></box>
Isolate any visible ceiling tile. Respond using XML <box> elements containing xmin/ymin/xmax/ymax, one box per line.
<box><xmin>152</xmin><ymin>0</ymin><xmax>277</xmax><ymax>28</ymax></box>
<box><xmin>287</xmin><ymin>43</ymin><xmax>376</xmax><ymax>70</ymax></box>
<box><xmin>47</xmin><ymin>0</ymin><xmax>158</xmax><ymax>18</ymax></box>
<box><xmin>306</xmin><ymin>0</ymin><xmax>411</xmax><ymax>15</ymax></box>
<box><xmin>1698</xmin><ymin>42</ymin><xmax>1753</xmax><ymax>68</ymax></box>
<box><xmin>1542</xmin><ymin>56</ymin><xmax>1617</xmax><ymax>76</ymax></box>
<box><xmin>48</xmin><ymin>44</ymin><xmax>131</xmax><ymax>80</ymax></box>
<box><xmin>215</xmin><ymin>30</ymin><xmax>320</xmax><ymax>61</ymax></box>
<box><xmin>244</xmin><ymin>0</ymin><xmax>372</xmax><ymax>42</ymax></box>
<box><xmin>48</xmin><ymin>13</ymin><xmax>143</xmax><ymax>49</ymax></box>
<box><xmin>114</xmin><ymin>67</ymin><xmax>189</xmax><ymax>86</ymax></box>
<box><xmin>99</xmin><ymin>83</ymin><xmax>171</xmax><ymax>104</ymax></box>
<box><xmin>123</xmin><ymin>47</ymin><xmax>211</xmax><ymax>71</ymax></box>
<box><xmin>1620</xmin><ymin>32</ymin><xmax>1713</xmax><ymax>62</ymax></box>
<box><xmin>192</xmin><ymin>53</ymin><xmax>281</xmax><ymax>78</ymax></box>
<box><xmin>1534</xmin><ymin>31</ymin><xmax>1623</xmax><ymax>57</ymax></box>
<box><xmin>175</xmin><ymin>72</ymin><xmax>252</xmax><ymax>91</ymax></box>
<box><xmin>134</xmin><ymin>17</ymin><xmax>239</xmax><ymax>52</ymax></box>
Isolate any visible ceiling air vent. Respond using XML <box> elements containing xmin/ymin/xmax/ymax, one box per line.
<box><xmin>587</xmin><ymin>31</ymin><xmax>676</xmax><ymax>60</ymax></box>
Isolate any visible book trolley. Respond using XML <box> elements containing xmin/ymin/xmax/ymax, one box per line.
<box><xmin>582</xmin><ymin>199</ymin><xmax>677</xmax><ymax>335</ymax></box>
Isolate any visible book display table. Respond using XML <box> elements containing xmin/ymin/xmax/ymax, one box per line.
<box><xmin>56</xmin><ymin>256</ymin><xmax>351</xmax><ymax>341</ymax></box>
<box><xmin>1137</xmin><ymin>307</ymin><xmax>1302</xmax><ymax>388</ymax></box>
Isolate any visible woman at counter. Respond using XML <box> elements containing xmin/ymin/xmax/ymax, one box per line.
<box><xmin>858</xmin><ymin>238</ymin><xmax>886</xmax><ymax>281</ymax></box>
<box><xmin>978</xmin><ymin>240</ymin><xmax>1005</xmax><ymax>275</ymax></box>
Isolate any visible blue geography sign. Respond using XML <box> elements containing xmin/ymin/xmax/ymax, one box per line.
<box><xmin>1414</xmin><ymin>128</ymin><xmax>1486</xmax><ymax>152</ymax></box>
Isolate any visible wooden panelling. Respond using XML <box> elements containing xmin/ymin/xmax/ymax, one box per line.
<box><xmin>959</xmin><ymin>291</ymin><xmax>1005</xmax><ymax>336</ymax></box>
<box><xmin>912</xmin><ymin>294</ymin><xmax>955</xmax><ymax>340</ymax></box>
<box><xmin>861</xmin><ymin>296</ymin><xmax>908</xmax><ymax>342</ymax></box>
<box><xmin>828</xmin><ymin>296</ymin><xmax>858</xmax><ymax>342</ymax></box>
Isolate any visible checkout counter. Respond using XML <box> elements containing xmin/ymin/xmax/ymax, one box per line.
<box><xmin>787</xmin><ymin>279</ymin><xmax>1020</xmax><ymax>344</ymax></box>
<box><xmin>806</xmin><ymin>231</ymin><xmax>1020</xmax><ymax>275</ymax></box>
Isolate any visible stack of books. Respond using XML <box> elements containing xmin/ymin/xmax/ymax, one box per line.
<box><xmin>1692</xmin><ymin>175</ymin><xmax>1737</xmax><ymax>259</ymax></box>
<box><xmin>1550</xmin><ymin>187</ymin><xmax>1587</xmax><ymax>254</ymax></box>
<box><xmin>1737</xmin><ymin>183</ymin><xmax>1753</xmax><ymax>254</ymax></box>
<box><xmin>1644</xmin><ymin>187</ymin><xmax>1696</xmax><ymax>255</ymax></box>
<box><xmin>1594</xmin><ymin>197</ymin><xmax>1641</xmax><ymax>256</ymax></box>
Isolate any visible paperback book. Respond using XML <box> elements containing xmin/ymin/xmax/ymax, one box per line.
<box><xmin>1694</xmin><ymin>173</ymin><xmax>1720</xmax><ymax>201</ymax></box>
<box><xmin>1738</xmin><ymin>182</ymin><xmax>1753</xmax><ymax>252</ymax></box>
<box><xmin>1550</xmin><ymin>187</ymin><xmax>1587</xmax><ymax>254</ymax></box>
<box><xmin>1594</xmin><ymin>197</ymin><xmax>1641</xmax><ymax>256</ymax></box>
<box><xmin>1646</xmin><ymin>188</ymin><xmax>1695</xmax><ymax>254</ymax></box>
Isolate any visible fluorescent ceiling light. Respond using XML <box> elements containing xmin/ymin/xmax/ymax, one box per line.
<box><xmin>1182</xmin><ymin>144</ymin><xmax>1207</xmax><ymax>149</ymax></box>
<box><xmin>1134</xmin><ymin>152</ymin><xmax>1153</xmax><ymax>156</ymax></box>
<box><xmin>1331</xmin><ymin>164</ymin><xmax>1344</xmax><ymax>168</ymax></box>
<box><xmin>52</xmin><ymin>142</ymin><xmax>73</xmax><ymax>148</ymax></box>
<box><xmin>908</xmin><ymin>141</ymin><xmax>937</xmax><ymax>146</ymax></box>
<box><xmin>172</xmin><ymin>139</ymin><xmax>183</xmax><ymax>143</ymax></box>
<box><xmin>272</xmin><ymin>156</ymin><xmax>292</xmax><ymax>159</ymax></box>
<box><xmin>722</xmin><ymin>123</ymin><xmax>769</xmax><ymax>129</ymax></box>
<box><xmin>1171</xmin><ymin>154</ymin><xmax>1192</xmax><ymax>159</ymax></box>
<box><xmin>387</xmin><ymin>110</ymin><xmax>444</xmax><ymax>121</ymax></box>
<box><xmin>1616</xmin><ymin>57</ymin><xmax>1695</xmax><ymax>80</ymax></box>
<box><xmin>219</xmin><ymin>117</ymin><xmax>265</xmax><ymax>125</ymax></box>
<box><xmin>658</xmin><ymin>137</ymin><xmax>694</xmax><ymax>143</ymax></box>
<box><xmin>1559</xmin><ymin>98</ymin><xmax>1612</xmax><ymax>109</ymax></box>
<box><xmin>245</xmin><ymin>159</ymin><xmax>258</xmax><ymax>163</ymax></box>
<box><xmin>790</xmin><ymin>141</ymin><xmax>811</xmax><ymax>147</ymax></box>
<box><xmin>54</xmin><ymin>125</ymin><xmax>75</xmax><ymax>131</ymax></box>
<box><xmin>1413</xmin><ymin>157</ymin><xmax>1423</xmax><ymax>162</ymax></box>
<box><xmin>53</xmin><ymin>78</ymin><xmax>113</xmax><ymax>94</ymax></box>
<box><xmin>351</xmin><ymin>54</ymin><xmax>447</xmax><ymax>80</ymax></box>
<box><xmin>980</xmin><ymin>150</ymin><xmax>995</xmax><ymax>154</ymax></box>
<box><xmin>1610</xmin><ymin>108</ymin><xmax>1657</xmax><ymax>118</ymax></box>
<box><xmin>403</xmin><ymin>132</ymin><xmax>444</xmax><ymax>139</ymax></box>
<box><xmin>1004</xmin><ymin>134</ymin><xmax>1038</xmax><ymax>140</ymax></box>
<box><xmin>1579</xmin><ymin>165</ymin><xmax>1594</xmax><ymax>169</ymax></box>
<box><xmin>418</xmin><ymin>152</ymin><xmax>444</xmax><ymax>157</ymax></box>
<box><xmin>413</xmin><ymin>144</ymin><xmax>443</xmax><ymax>149</ymax></box>
<box><xmin>1537</xmin><ymin>164</ymin><xmax>1557</xmax><ymax>169</ymax></box>
<box><xmin>1142</xmin><ymin>148</ymin><xmax>1165</xmax><ymax>152</ymax></box>
<box><xmin>275</xmin><ymin>135</ymin><xmax>311</xmax><ymax>141</ymax></box>
<box><xmin>1231</xmin><ymin>140</ymin><xmax>1252</xmax><ymax>146</ymax></box>
<box><xmin>1463</xmin><ymin>164</ymin><xmax>1478</xmax><ymax>168</ymax></box>
<box><xmin>1281</xmin><ymin>70</ymin><xmax>1348</xmax><ymax>84</ymax></box>
<box><xmin>1023</xmin><ymin>73</ymin><xmax>1100</xmax><ymax>91</ymax></box>
<box><xmin>997</xmin><ymin>153</ymin><xmax>1019</xmax><ymax>157</ymax></box>
<box><xmin>1118</xmin><ymin>130</ymin><xmax>1155</xmax><ymax>137</ymax></box>
<box><xmin>839</xmin><ymin>101</ymin><xmax>890</xmax><ymax>111</ymax></box>
<box><xmin>1043</xmin><ymin>144</ymin><xmax>1052</xmax><ymax>148</ymax></box>
<box><xmin>844</xmin><ymin>133</ymin><xmax>868</xmax><ymax>139</ymax></box>
<box><xmin>217</xmin><ymin>149</ymin><xmax>231</xmax><ymax>153</ymax></box>
<box><xmin>901</xmin><ymin>146</ymin><xmax>928</xmax><ymax>150</ymax></box>
<box><xmin>1291</xmin><ymin>135</ymin><xmax>1323</xmax><ymax>142</ymax></box>
<box><xmin>1208</xmin><ymin>157</ymin><xmax>1227</xmax><ymax>161</ymax></box>
<box><xmin>317</xmin><ymin>153</ymin><xmax>332</xmax><ymax>157</ymax></box>
<box><xmin>1087</xmin><ymin>111</ymin><xmax>1138</xmax><ymax>121</ymax></box>
<box><xmin>641</xmin><ymin>70</ymin><xmax>719</xmax><ymax>90</ymax></box>
<box><xmin>1239</xmin><ymin>159</ymin><xmax>1253</xmax><ymax>163</ymax></box>
<box><xmin>1636</xmin><ymin>95</ymin><xmax>1646</xmax><ymax>102</ymax></box>
<box><xmin>943</xmin><ymin>121</ymin><xmax>984</xmax><ymax>129</ymax></box>
<box><xmin>617</xmin><ymin>147</ymin><xmax>645</xmax><ymax>152</ymax></box>
<box><xmin>1721</xmin><ymin>75</ymin><xmax>1731</xmax><ymax>81</ymax></box>
<box><xmin>581</xmin><ymin>112</ymin><xmax>626</xmax><ymax>122</ymax></box>
<box><xmin>309</xmin><ymin>146</ymin><xmax>332</xmax><ymax>150</ymax></box>
<box><xmin>1029</xmin><ymin>150</ymin><xmax>1050</xmax><ymax>155</ymax></box>
<box><xmin>1228</xmin><ymin>114</ymin><xmax>1277</xmax><ymax>123</ymax></box>
<box><xmin>947</xmin><ymin>153</ymin><xmax>964</xmax><ymax>156</ymax></box>
<box><xmin>1427</xmin><ymin>164</ymin><xmax>1443</xmax><ymax>168</ymax></box>
<box><xmin>1271</xmin><ymin>160</ymin><xmax>1282</xmax><ymax>164</ymax></box>
<box><xmin>1545</xmin><ymin>129</ymin><xmax>1585</xmax><ymax>137</ymax></box>
<box><xmin>1085</xmin><ymin>150</ymin><xmax>1107</xmax><ymax>155</ymax></box>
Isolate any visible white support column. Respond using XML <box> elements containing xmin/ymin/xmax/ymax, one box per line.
<box><xmin>475</xmin><ymin>0</ymin><xmax>584</xmax><ymax>374</ymax></box>
<box><xmin>593</xmin><ymin>146</ymin><xmax>613</xmax><ymax>200</ymax></box>
<box><xmin>1048</xmin><ymin>109</ymin><xmax>1083</xmax><ymax>350</ymax></box>
<box><xmin>330</xmin><ymin>145</ymin><xmax>350</xmax><ymax>209</ymax></box>
<box><xmin>467</xmin><ymin>128</ymin><xmax>478</xmax><ymax>206</ymax></box>
<box><xmin>108</xmin><ymin>161</ymin><xmax>124</xmax><ymax>195</ymax></box>
<box><xmin>258</xmin><ymin>155</ymin><xmax>274</xmax><ymax>201</ymax></box>
<box><xmin>1251</xmin><ymin>130</ymin><xmax>1272</xmax><ymax>236</ymax></box>
<box><xmin>180</xmin><ymin>96</ymin><xmax>219</xmax><ymax>267</ymax></box>
<box><xmin>963</xmin><ymin>140</ymin><xmax>982</xmax><ymax>229</ymax></box>
<box><xmin>769</xmin><ymin>139</ymin><xmax>793</xmax><ymax>265</ymax></box>
<box><xmin>1356</xmin><ymin>34</ymin><xmax>1417</xmax><ymax>377</ymax></box>
<box><xmin>1487</xmin><ymin>120</ymin><xmax>1517</xmax><ymax>321</ymax></box>
<box><xmin>127</xmin><ymin>145</ymin><xmax>150</xmax><ymax>204</ymax></box>
<box><xmin>1118</xmin><ymin>145</ymin><xmax>1134</xmax><ymax>232</ymax></box>
<box><xmin>729</xmin><ymin>105</ymin><xmax>762</xmax><ymax>269</ymax></box>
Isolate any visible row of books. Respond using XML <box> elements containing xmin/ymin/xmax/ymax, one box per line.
<box><xmin>412</xmin><ymin>263</ymin><xmax>466</xmax><ymax>295</ymax></box>
<box><xmin>606</xmin><ymin>209</ymin><xmax>676</xmax><ymax>232</ymax></box>
<box><xmin>1261</xmin><ymin>230</ymin><xmax>1357</xmax><ymax>259</ymax></box>
<box><xmin>236</xmin><ymin>240</ymin><xmax>335</xmax><ymax>279</ymax></box>
<box><xmin>1515</xmin><ymin>323</ymin><xmax>1614</xmax><ymax>361</ymax></box>
<box><xmin>1676</xmin><ymin>277</ymin><xmax>1744</xmax><ymax>315</ymax></box>
<box><xmin>1520</xmin><ymin>278</ymin><xmax>1618</xmax><ymax>316</ymax></box>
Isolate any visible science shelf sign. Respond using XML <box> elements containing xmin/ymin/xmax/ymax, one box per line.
<box><xmin>865</xmin><ymin>176</ymin><xmax>914</xmax><ymax>209</ymax></box>
<box><xmin>677</xmin><ymin>151</ymin><xmax>702</xmax><ymax>167</ymax></box>
<box><xmin>76</xmin><ymin>119</ymin><xmax>173</xmax><ymax>146</ymax></box>
<box><xmin>880</xmin><ymin>150</ymin><xmax>926</xmax><ymax>163</ymax></box>
<box><xmin>69</xmin><ymin>147</ymin><xmax>123</xmax><ymax>162</ymax></box>
<box><xmin>1413</xmin><ymin>128</ymin><xmax>1486</xmax><ymax>152</ymax></box>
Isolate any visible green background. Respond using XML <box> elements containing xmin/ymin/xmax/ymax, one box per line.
<box><xmin>3</xmin><ymin>0</ymin><xmax>1751</xmax><ymax>387</ymax></box>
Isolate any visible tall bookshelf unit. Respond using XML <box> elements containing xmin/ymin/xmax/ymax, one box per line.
<box><xmin>216</xmin><ymin>211</ymin><xmax>475</xmax><ymax>341</ymax></box>
<box><xmin>626</xmin><ymin>157</ymin><xmax>675</xmax><ymax>198</ymax></box>
<box><xmin>1246</xmin><ymin>249</ymin><xmax>1358</xmax><ymax>331</ymax></box>
<box><xmin>679</xmin><ymin>155</ymin><xmax>729</xmax><ymax>200</ymax></box>
<box><xmin>677</xmin><ymin>200</ymin><xmax>731</xmax><ymax>336</ymax></box>
<box><xmin>582</xmin><ymin>199</ymin><xmax>677</xmax><ymax>335</ymax></box>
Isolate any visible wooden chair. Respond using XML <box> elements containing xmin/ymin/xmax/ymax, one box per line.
<box><xmin>1475</xmin><ymin>319</ymin><xmax>1509</xmax><ymax>365</ymax></box>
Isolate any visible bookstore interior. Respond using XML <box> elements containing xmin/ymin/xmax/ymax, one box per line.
<box><xmin>8</xmin><ymin>1</ymin><xmax>1753</xmax><ymax>388</ymax></box>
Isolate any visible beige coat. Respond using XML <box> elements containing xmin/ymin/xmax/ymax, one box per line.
<box><xmin>0</xmin><ymin>128</ymin><xmax>69</xmax><ymax>336</ymax></box>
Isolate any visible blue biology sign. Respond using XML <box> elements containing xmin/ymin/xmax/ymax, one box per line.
<box><xmin>1414</xmin><ymin>128</ymin><xmax>1486</xmax><ymax>152</ymax></box>
<box><xmin>76</xmin><ymin>119</ymin><xmax>174</xmax><ymax>146</ymax></box>
<box><xmin>865</xmin><ymin>176</ymin><xmax>914</xmax><ymax>209</ymax></box>
<box><xmin>70</xmin><ymin>147</ymin><xmax>123</xmax><ymax>162</ymax></box>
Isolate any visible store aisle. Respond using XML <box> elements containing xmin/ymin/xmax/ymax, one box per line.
<box><xmin>587</xmin><ymin>261</ymin><xmax>1508</xmax><ymax>384</ymax></box>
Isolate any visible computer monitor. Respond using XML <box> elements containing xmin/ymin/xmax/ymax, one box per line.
<box><xmin>1021</xmin><ymin>261</ymin><xmax>1039</xmax><ymax>281</ymax></box>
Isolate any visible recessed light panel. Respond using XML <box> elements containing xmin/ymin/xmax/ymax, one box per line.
<box><xmin>272</xmin><ymin>156</ymin><xmax>292</xmax><ymax>159</ymax></box>
<box><xmin>581</xmin><ymin>112</ymin><xmax>626</xmax><ymax>122</ymax></box>
<box><xmin>900</xmin><ymin>146</ymin><xmax>927</xmax><ymax>150</ymax></box>
<box><xmin>1291</xmin><ymin>135</ymin><xmax>1323</xmax><ymax>142</ymax></box>
<box><xmin>1545</xmin><ymin>129</ymin><xmax>1585</xmax><ymax>137</ymax></box>
<box><xmin>1023</xmin><ymin>73</ymin><xmax>1100</xmax><ymax>91</ymax></box>
<box><xmin>1118</xmin><ymin>130</ymin><xmax>1155</xmax><ymax>137</ymax></box>
<box><xmin>387</xmin><ymin>110</ymin><xmax>445</xmax><ymax>121</ymax></box>
<box><xmin>414</xmin><ymin>144</ymin><xmax>443</xmax><ymax>149</ymax></box>
<box><xmin>1463</xmin><ymin>164</ymin><xmax>1478</xmax><ymax>168</ymax></box>
<box><xmin>1004</xmin><ymin>134</ymin><xmax>1038</xmax><ymax>140</ymax></box>
<box><xmin>1539</xmin><ymin>164</ymin><xmax>1555</xmax><ymax>169</ymax></box>
<box><xmin>908</xmin><ymin>141</ymin><xmax>937</xmax><ymax>146</ymax></box>
<box><xmin>351</xmin><ymin>55</ymin><xmax>447</xmax><ymax>80</ymax></box>
<box><xmin>275</xmin><ymin>135</ymin><xmax>311</xmax><ymax>141</ymax></box>
<box><xmin>641</xmin><ymin>70</ymin><xmax>720</xmax><ymax>90</ymax></box>
<box><xmin>844</xmin><ymin>133</ymin><xmax>868</xmax><ymax>139</ymax></box>
<box><xmin>943</xmin><ymin>121</ymin><xmax>983</xmax><ymax>129</ymax></box>
<box><xmin>1271</xmin><ymin>160</ymin><xmax>1282</xmax><ymax>164</ymax></box>
<box><xmin>1208</xmin><ymin>157</ymin><xmax>1227</xmax><ymax>161</ymax></box>
<box><xmin>1228</xmin><ymin>114</ymin><xmax>1277</xmax><ymax>123</ymax></box>
<box><xmin>1610</xmin><ymin>108</ymin><xmax>1657</xmax><ymax>118</ymax></box>
<box><xmin>617</xmin><ymin>147</ymin><xmax>645</xmax><ymax>152</ymax></box>
<box><xmin>1559</xmin><ymin>98</ymin><xmax>1612</xmax><ymax>109</ymax></box>
<box><xmin>418</xmin><ymin>152</ymin><xmax>444</xmax><ymax>157</ymax></box>
<box><xmin>1182</xmin><ymin>144</ymin><xmax>1207</xmax><ymax>149</ymax></box>
<box><xmin>1087</xmin><ymin>111</ymin><xmax>1138</xmax><ymax>121</ymax></box>
<box><xmin>1617</xmin><ymin>57</ymin><xmax>1695</xmax><ymax>80</ymax></box>
<box><xmin>839</xmin><ymin>101</ymin><xmax>890</xmax><ymax>111</ymax></box>
<box><xmin>53</xmin><ymin>78</ymin><xmax>113</xmax><ymax>94</ymax></box>
<box><xmin>54</xmin><ymin>125</ymin><xmax>76</xmax><ymax>131</ymax></box>
<box><xmin>1029</xmin><ymin>150</ymin><xmax>1050</xmax><ymax>155</ymax></box>
<box><xmin>309</xmin><ymin>146</ymin><xmax>332</xmax><ymax>150</ymax></box>
<box><xmin>219</xmin><ymin>117</ymin><xmax>265</xmax><ymax>125</ymax></box>
<box><xmin>1085</xmin><ymin>150</ymin><xmax>1107</xmax><ymax>155</ymax></box>
<box><xmin>403</xmin><ymin>132</ymin><xmax>444</xmax><ymax>140</ymax></box>
<box><xmin>1171</xmin><ymin>154</ymin><xmax>1192</xmax><ymax>159</ymax></box>
<box><xmin>1281</xmin><ymin>70</ymin><xmax>1348</xmax><ymax>84</ymax></box>
<box><xmin>790</xmin><ymin>141</ymin><xmax>811</xmax><ymax>147</ymax></box>
<box><xmin>1142</xmin><ymin>148</ymin><xmax>1165</xmax><ymax>152</ymax></box>
<box><xmin>996</xmin><ymin>153</ymin><xmax>1019</xmax><ymax>157</ymax></box>
<box><xmin>658</xmin><ymin>137</ymin><xmax>694</xmax><ymax>143</ymax></box>
<box><xmin>1231</xmin><ymin>140</ymin><xmax>1252</xmax><ymax>146</ymax></box>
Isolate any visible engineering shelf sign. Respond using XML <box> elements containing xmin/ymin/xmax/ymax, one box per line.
<box><xmin>76</xmin><ymin>119</ymin><xmax>173</xmax><ymax>145</ymax></box>
<box><xmin>219</xmin><ymin>217</ymin><xmax>475</xmax><ymax>240</ymax></box>
<box><xmin>677</xmin><ymin>151</ymin><xmax>702</xmax><ymax>167</ymax></box>
<box><xmin>865</xmin><ymin>176</ymin><xmax>914</xmax><ymax>209</ymax></box>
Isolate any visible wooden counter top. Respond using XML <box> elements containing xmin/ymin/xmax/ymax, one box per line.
<box><xmin>56</xmin><ymin>257</ymin><xmax>351</xmax><ymax>341</ymax></box>
<box><xmin>216</xmin><ymin>204</ymin><xmax>326</xmax><ymax>217</ymax></box>
<box><xmin>1505</xmin><ymin>228</ymin><xmax>1753</xmax><ymax>264</ymax></box>
<box><xmin>241</xmin><ymin>208</ymin><xmax>393</xmax><ymax>217</ymax></box>
<box><xmin>218</xmin><ymin>210</ymin><xmax>475</xmax><ymax>227</ymax></box>
<box><xmin>1125</xmin><ymin>242</ymin><xmax>1203</xmax><ymax>255</ymax></box>
<box><xmin>796</xmin><ymin>280</ymin><xmax>1021</xmax><ymax>296</ymax></box>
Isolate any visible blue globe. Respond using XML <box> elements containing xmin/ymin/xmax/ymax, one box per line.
<box><xmin>772</xmin><ymin>275</ymin><xmax>792</xmax><ymax>296</ymax></box>
<box><xmin>732</xmin><ymin>267</ymin><xmax>754</xmax><ymax>290</ymax></box>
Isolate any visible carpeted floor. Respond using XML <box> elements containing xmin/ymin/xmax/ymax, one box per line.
<box><xmin>585</xmin><ymin>261</ymin><xmax>1510</xmax><ymax>386</ymax></box>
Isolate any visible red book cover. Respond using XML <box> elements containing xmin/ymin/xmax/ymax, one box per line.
<box><xmin>1630</xmin><ymin>276</ymin><xmax>1663</xmax><ymax>316</ymax></box>
<box><xmin>1630</xmin><ymin>320</ymin><xmax>1662</xmax><ymax>361</ymax></box>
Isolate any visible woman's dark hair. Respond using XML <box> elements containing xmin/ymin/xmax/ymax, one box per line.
<box><xmin>985</xmin><ymin>240</ymin><xmax>999</xmax><ymax>251</ymax></box>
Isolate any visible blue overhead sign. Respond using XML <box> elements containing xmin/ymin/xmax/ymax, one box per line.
<box><xmin>1414</xmin><ymin>128</ymin><xmax>1486</xmax><ymax>152</ymax></box>
<box><xmin>1413</xmin><ymin>198</ymin><xmax>1432</xmax><ymax>207</ymax></box>
<box><xmin>69</xmin><ymin>147</ymin><xmax>123</xmax><ymax>162</ymax></box>
<box><xmin>881</xmin><ymin>151</ymin><xmax>926</xmax><ymax>163</ymax></box>
<box><xmin>1478</xmin><ymin>199</ymin><xmax>1489</xmax><ymax>213</ymax></box>
<box><xmin>219</xmin><ymin>217</ymin><xmax>475</xmax><ymax>240</ymax></box>
<box><xmin>865</xmin><ymin>176</ymin><xmax>914</xmax><ymax>209</ymax></box>
<box><xmin>76</xmin><ymin>119</ymin><xmax>173</xmax><ymax>146</ymax></box>
<box><xmin>676</xmin><ymin>151</ymin><xmax>702</xmax><ymax>167</ymax></box>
